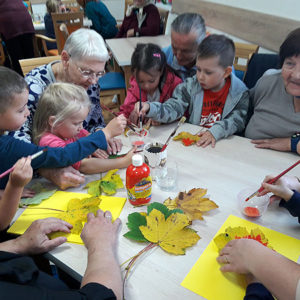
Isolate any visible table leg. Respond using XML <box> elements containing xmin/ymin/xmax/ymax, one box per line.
<box><xmin>122</xmin><ymin>66</ymin><xmax>131</xmax><ymax>90</ymax></box>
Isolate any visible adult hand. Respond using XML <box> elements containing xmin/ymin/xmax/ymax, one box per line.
<box><xmin>126</xmin><ymin>29</ymin><xmax>135</xmax><ymax>37</ymax></box>
<box><xmin>217</xmin><ymin>239</ymin><xmax>263</xmax><ymax>274</ymax></box>
<box><xmin>258</xmin><ymin>175</ymin><xmax>296</xmax><ymax>201</ymax></box>
<box><xmin>103</xmin><ymin>115</ymin><xmax>127</xmax><ymax>140</ymax></box>
<box><xmin>15</xmin><ymin>218</ymin><xmax>72</xmax><ymax>255</ymax></box>
<box><xmin>38</xmin><ymin>166</ymin><xmax>85</xmax><ymax>190</ymax></box>
<box><xmin>107</xmin><ymin>138</ymin><xmax>123</xmax><ymax>155</ymax></box>
<box><xmin>92</xmin><ymin>149</ymin><xmax>109</xmax><ymax>159</ymax></box>
<box><xmin>251</xmin><ymin>137</ymin><xmax>290</xmax><ymax>152</ymax></box>
<box><xmin>133</xmin><ymin>102</ymin><xmax>150</xmax><ymax>125</ymax></box>
<box><xmin>81</xmin><ymin>209</ymin><xmax>121</xmax><ymax>253</ymax></box>
<box><xmin>196</xmin><ymin>131</ymin><xmax>216</xmax><ymax>148</ymax></box>
<box><xmin>10</xmin><ymin>157</ymin><xmax>33</xmax><ymax>188</ymax></box>
<box><xmin>21</xmin><ymin>188</ymin><xmax>36</xmax><ymax>198</ymax></box>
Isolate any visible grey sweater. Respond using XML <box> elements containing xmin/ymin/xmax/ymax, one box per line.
<box><xmin>245</xmin><ymin>71</ymin><xmax>300</xmax><ymax>139</ymax></box>
<box><xmin>147</xmin><ymin>73</ymin><xmax>248</xmax><ymax>141</ymax></box>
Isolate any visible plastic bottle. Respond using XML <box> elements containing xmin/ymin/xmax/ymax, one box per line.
<box><xmin>126</xmin><ymin>154</ymin><xmax>152</xmax><ymax>206</ymax></box>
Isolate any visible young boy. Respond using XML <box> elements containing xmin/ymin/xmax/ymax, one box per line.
<box><xmin>135</xmin><ymin>34</ymin><xmax>249</xmax><ymax>148</ymax></box>
<box><xmin>0</xmin><ymin>66</ymin><xmax>127</xmax><ymax>189</ymax></box>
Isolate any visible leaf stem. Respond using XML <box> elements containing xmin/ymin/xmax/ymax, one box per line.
<box><xmin>122</xmin><ymin>243</ymin><xmax>157</xmax><ymax>299</ymax></box>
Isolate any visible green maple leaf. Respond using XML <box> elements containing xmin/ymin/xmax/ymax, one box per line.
<box><xmin>147</xmin><ymin>202</ymin><xmax>183</xmax><ymax>219</ymax></box>
<box><xmin>123</xmin><ymin>212</ymin><xmax>148</xmax><ymax>242</ymax></box>
<box><xmin>85</xmin><ymin>180</ymin><xmax>101</xmax><ymax>196</ymax></box>
<box><xmin>100</xmin><ymin>180</ymin><xmax>116</xmax><ymax>195</ymax></box>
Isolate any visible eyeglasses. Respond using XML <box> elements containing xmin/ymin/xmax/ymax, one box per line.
<box><xmin>76</xmin><ymin>65</ymin><xmax>106</xmax><ymax>79</ymax></box>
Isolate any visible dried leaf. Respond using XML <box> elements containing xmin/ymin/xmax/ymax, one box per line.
<box><xmin>139</xmin><ymin>209</ymin><xmax>200</xmax><ymax>255</ymax></box>
<box><xmin>164</xmin><ymin>188</ymin><xmax>218</xmax><ymax>221</ymax></box>
<box><xmin>214</xmin><ymin>226</ymin><xmax>274</xmax><ymax>251</ymax></box>
<box><xmin>173</xmin><ymin>131</ymin><xmax>200</xmax><ymax>146</ymax></box>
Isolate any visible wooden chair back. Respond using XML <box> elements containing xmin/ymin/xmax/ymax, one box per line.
<box><xmin>124</xmin><ymin>0</ymin><xmax>133</xmax><ymax>16</ymax></box>
<box><xmin>234</xmin><ymin>43</ymin><xmax>259</xmax><ymax>73</ymax></box>
<box><xmin>35</xmin><ymin>34</ymin><xmax>58</xmax><ymax>56</ymax></box>
<box><xmin>51</xmin><ymin>12</ymin><xmax>84</xmax><ymax>54</ymax></box>
<box><xmin>157</xmin><ymin>7</ymin><xmax>169</xmax><ymax>34</ymax></box>
<box><xmin>19</xmin><ymin>56</ymin><xmax>61</xmax><ymax>76</ymax></box>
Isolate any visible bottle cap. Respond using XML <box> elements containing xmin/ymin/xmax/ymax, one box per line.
<box><xmin>132</xmin><ymin>154</ymin><xmax>143</xmax><ymax>167</ymax></box>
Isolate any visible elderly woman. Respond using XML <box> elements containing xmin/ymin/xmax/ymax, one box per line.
<box><xmin>14</xmin><ymin>28</ymin><xmax>122</xmax><ymax>189</ymax></box>
<box><xmin>244</xmin><ymin>28</ymin><xmax>300</xmax><ymax>155</ymax></box>
<box><xmin>116</xmin><ymin>0</ymin><xmax>160</xmax><ymax>38</ymax></box>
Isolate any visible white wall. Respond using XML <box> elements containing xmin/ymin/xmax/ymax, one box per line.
<box><xmin>203</xmin><ymin>0</ymin><xmax>300</xmax><ymax>22</ymax></box>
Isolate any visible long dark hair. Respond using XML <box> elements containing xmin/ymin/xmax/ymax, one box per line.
<box><xmin>131</xmin><ymin>43</ymin><xmax>169</xmax><ymax>93</ymax></box>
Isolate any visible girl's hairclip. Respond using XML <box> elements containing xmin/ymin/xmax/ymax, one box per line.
<box><xmin>153</xmin><ymin>53</ymin><xmax>161</xmax><ymax>58</ymax></box>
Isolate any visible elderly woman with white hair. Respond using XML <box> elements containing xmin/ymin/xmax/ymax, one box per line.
<box><xmin>14</xmin><ymin>28</ymin><xmax>122</xmax><ymax>189</ymax></box>
<box><xmin>116</xmin><ymin>0</ymin><xmax>160</xmax><ymax>38</ymax></box>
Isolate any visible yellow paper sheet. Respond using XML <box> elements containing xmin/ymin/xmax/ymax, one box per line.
<box><xmin>181</xmin><ymin>215</ymin><xmax>300</xmax><ymax>300</ymax></box>
<box><xmin>8</xmin><ymin>191</ymin><xmax>126</xmax><ymax>244</ymax></box>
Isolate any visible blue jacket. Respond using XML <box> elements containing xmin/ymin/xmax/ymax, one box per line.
<box><xmin>147</xmin><ymin>73</ymin><xmax>248</xmax><ymax>141</ymax></box>
<box><xmin>0</xmin><ymin>131</ymin><xmax>107</xmax><ymax>189</ymax></box>
<box><xmin>280</xmin><ymin>190</ymin><xmax>300</xmax><ymax>223</ymax></box>
<box><xmin>84</xmin><ymin>1</ymin><xmax>117</xmax><ymax>39</ymax></box>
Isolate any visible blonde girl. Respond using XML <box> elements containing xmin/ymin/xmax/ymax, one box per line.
<box><xmin>33</xmin><ymin>82</ymin><xmax>134</xmax><ymax>174</ymax></box>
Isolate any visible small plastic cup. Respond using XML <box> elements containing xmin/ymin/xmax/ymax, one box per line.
<box><xmin>237</xmin><ymin>187</ymin><xmax>270</xmax><ymax>218</ymax></box>
<box><xmin>127</xmin><ymin>129</ymin><xmax>148</xmax><ymax>152</ymax></box>
<box><xmin>156</xmin><ymin>161</ymin><xmax>177</xmax><ymax>191</ymax></box>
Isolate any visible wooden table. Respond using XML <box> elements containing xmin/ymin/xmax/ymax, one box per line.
<box><xmin>106</xmin><ymin>35</ymin><xmax>171</xmax><ymax>89</ymax></box>
<box><xmin>41</xmin><ymin>123</ymin><xmax>299</xmax><ymax>299</ymax></box>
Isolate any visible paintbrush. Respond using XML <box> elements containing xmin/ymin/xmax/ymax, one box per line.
<box><xmin>0</xmin><ymin>149</ymin><xmax>47</xmax><ymax>179</ymax></box>
<box><xmin>245</xmin><ymin>159</ymin><xmax>300</xmax><ymax>201</ymax></box>
<box><xmin>100</xmin><ymin>103</ymin><xmax>138</xmax><ymax>132</ymax></box>
<box><xmin>160</xmin><ymin>116</ymin><xmax>186</xmax><ymax>152</ymax></box>
<box><xmin>139</xmin><ymin>85</ymin><xmax>143</xmax><ymax>130</ymax></box>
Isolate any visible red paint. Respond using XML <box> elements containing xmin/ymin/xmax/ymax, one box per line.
<box><xmin>132</xmin><ymin>140</ymin><xmax>144</xmax><ymax>146</ymax></box>
<box><xmin>244</xmin><ymin>206</ymin><xmax>260</xmax><ymax>217</ymax></box>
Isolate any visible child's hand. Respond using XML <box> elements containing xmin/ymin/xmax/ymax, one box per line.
<box><xmin>10</xmin><ymin>157</ymin><xmax>33</xmax><ymax>188</ymax></box>
<box><xmin>133</xmin><ymin>102</ymin><xmax>150</xmax><ymax>125</ymax></box>
<box><xmin>196</xmin><ymin>131</ymin><xmax>216</xmax><ymax>148</ymax></box>
<box><xmin>120</xmin><ymin>147</ymin><xmax>137</xmax><ymax>168</ymax></box>
<box><xmin>103</xmin><ymin>114</ymin><xmax>127</xmax><ymax>140</ymax></box>
<box><xmin>258</xmin><ymin>175</ymin><xmax>295</xmax><ymax>202</ymax></box>
<box><xmin>92</xmin><ymin>149</ymin><xmax>109</xmax><ymax>159</ymax></box>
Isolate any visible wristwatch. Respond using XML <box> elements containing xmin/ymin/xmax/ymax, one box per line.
<box><xmin>291</xmin><ymin>133</ymin><xmax>300</xmax><ymax>153</ymax></box>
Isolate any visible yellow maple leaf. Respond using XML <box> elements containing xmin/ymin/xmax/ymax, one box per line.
<box><xmin>173</xmin><ymin>131</ymin><xmax>200</xmax><ymax>146</ymax></box>
<box><xmin>139</xmin><ymin>209</ymin><xmax>200</xmax><ymax>255</ymax></box>
<box><xmin>164</xmin><ymin>188</ymin><xmax>218</xmax><ymax>222</ymax></box>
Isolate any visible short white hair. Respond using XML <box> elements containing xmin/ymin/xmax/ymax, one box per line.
<box><xmin>64</xmin><ymin>28</ymin><xmax>109</xmax><ymax>62</ymax></box>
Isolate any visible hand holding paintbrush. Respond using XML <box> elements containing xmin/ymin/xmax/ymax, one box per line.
<box><xmin>245</xmin><ymin>160</ymin><xmax>300</xmax><ymax>201</ymax></box>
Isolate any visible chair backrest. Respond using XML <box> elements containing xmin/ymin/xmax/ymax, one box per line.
<box><xmin>51</xmin><ymin>12</ymin><xmax>84</xmax><ymax>54</ymax></box>
<box><xmin>124</xmin><ymin>0</ymin><xmax>133</xmax><ymax>16</ymax></box>
<box><xmin>19</xmin><ymin>56</ymin><xmax>61</xmax><ymax>76</ymax></box>
<box><xmin>243</xmin><ymin>53</ymin><xmax>280</xmax><ymax>88</ymax></box>
<box><xmin>157</xmin><ymin>7</ymin><xmax>169</xmax><ymax>35</ymax></box>
<box><xmin>234</xmin><ymin>43</ymin><xmax>259</xmax><ymax>75</ymax></box>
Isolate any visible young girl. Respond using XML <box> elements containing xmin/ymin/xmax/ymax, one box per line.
<box><xmin>33</xmin><ymin>82</ymin><xmax>134</xmax><ymax>174</ymax></box>
<box><xmin>119</xmin><ymin>43</ymin><xmax>182</xmax><ymax>124</ymax></box>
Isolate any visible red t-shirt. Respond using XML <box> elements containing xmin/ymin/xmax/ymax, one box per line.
<box><xmin>200</xmin><ymin>78</ymin><xmax>231</xmax><ymax>128</ymax></box>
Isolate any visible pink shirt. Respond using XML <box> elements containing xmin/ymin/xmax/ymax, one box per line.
<box><xmin>39</xmin><ymin>129</ymin><xmax>89</xmax><ymax>170</ymax></box>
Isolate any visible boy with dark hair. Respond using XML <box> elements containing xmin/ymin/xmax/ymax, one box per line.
<box><xmin>0</xmin><ymin>66</ymin><xmax>126</xmax><ymax>189</ymax></box>
<box><xmin>136</xmin><ymin>34</ymin><xmax>248</xmax><ymax>147</ymax></box>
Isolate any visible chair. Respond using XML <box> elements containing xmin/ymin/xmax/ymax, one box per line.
<box><xmin>19</xmin><ymin>55</ymin><xmax>61</xmax><ymax>76</ymax></box>
<box><xmin>99</xmin><ymin>72</ymin><xmax>126</xmax><ymax>106</ymax></box>
<box><xmin>233</xmin><ymin>43</ymin><xmax>259</xmax><ymax>80</ymax></box>
<box><xmin>243</xmin><ymin>53</ymin><xmax>280</xmax><ymax>88</ymax></box>
<box><xmin>157</xmin><ymin>7</ymin><xmax>169</xmax><ymax>34</ymax></box>
<box><xmin>51</xmin><ymin>12</ymin><xmax>84</xmax><ymax>54</ymax></box>
<box><xmin>35</xmin><ymin>34</ymin><xmax>59</xmax><ymax>56</ymax></box>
